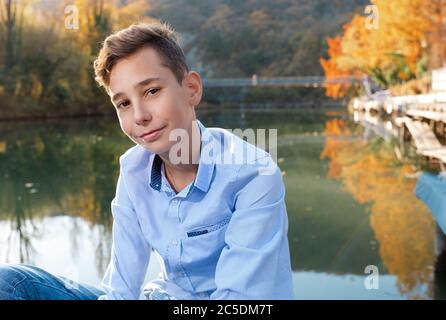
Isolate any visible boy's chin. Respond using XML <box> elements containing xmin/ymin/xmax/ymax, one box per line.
<box><xmin>137</xmin><ymin>140</ymin><xmax>172</xmax><ymax>156</ymax></box>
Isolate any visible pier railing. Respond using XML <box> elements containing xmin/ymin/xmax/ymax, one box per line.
<box><xmin>202</xmin><ymin>76</ymin><xmax>364</xmax><ymax>88</ymax></box>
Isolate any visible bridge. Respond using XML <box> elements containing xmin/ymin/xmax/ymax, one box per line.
<box><xmin>202</xmin><ymin>75</ymin><xmax>366</xmax><ymax>88</ymax></box>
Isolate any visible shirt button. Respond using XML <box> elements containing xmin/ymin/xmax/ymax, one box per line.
<box><xmin>171</xmin><ymin>239</ymin><xmax>178</xmax><ymax>246</ymax></box>
<box><xmin>171</xmin><ymin>199</ymin><xmax>178</xmax><ymax>205</ymax></box>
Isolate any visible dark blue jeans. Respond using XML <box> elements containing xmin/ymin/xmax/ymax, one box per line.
<box><xmin>0</xmin><ymin>264</ymin><xmax>105</xmax><ymax>300</ymax></box>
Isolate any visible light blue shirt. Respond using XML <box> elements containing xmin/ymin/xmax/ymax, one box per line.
<box><xmin>98</xmin><ymin>120</ymin><xmax>294</xmax><ymax>300</ymax></box>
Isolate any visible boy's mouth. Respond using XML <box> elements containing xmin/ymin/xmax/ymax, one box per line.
<box><xmin>139</xmin><ymin>126</ymin><xmax>166</xmax><ymax>142</ymax></box>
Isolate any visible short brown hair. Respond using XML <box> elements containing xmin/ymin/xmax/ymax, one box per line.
<box><xmin>93</xmin><ymin>22</ymin><xmax>189</xmax><ymax>91</ymax></box>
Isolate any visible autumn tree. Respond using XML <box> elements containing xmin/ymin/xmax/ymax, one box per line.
<box><xmin>0</xmin><ymin>0</ymin><xmax>32</xmax><ymax>94</ymax></box>
<box><xmin>0</xmin><ymin>0</ymin><xmax>154</xmax><ymax>113</ymax></box>
<box><xmin>320</xmin><ymin>36</ymin><xmax>363</xmax><ymax>99</ymax></box>
<box><xmin>322</xmin><ymin>0</ymin><xmax>444</xmax><ymax>92</ymax></box>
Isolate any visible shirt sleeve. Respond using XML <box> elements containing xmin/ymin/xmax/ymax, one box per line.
<box><xmin>210</xmin><ymin>156</ymin><xmax>294</xmax><ymax>300</ymax></box>
<box><xmin>97</xmin><ymin>170</ymin><xmax>151</xmax><ymax>300</ymax></box>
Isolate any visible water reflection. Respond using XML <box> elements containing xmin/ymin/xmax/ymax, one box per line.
<box><xmin>0</xmin><ymin>109</ymin><xmax>443</xmax><ymax>299</ymax></box>
<box><xmin>321</xmin><ymin>118</ymin><xmax>437</xmax><ymax>299</ymax></box>
<box><xmin>0</xmin><ymin>117</ymin><xmax>121</xmax><ymax>275</ymax></box>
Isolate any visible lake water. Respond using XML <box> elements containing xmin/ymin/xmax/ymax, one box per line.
<box><xmin>0</xmin><ymin>106</ymin><xmax>444</xmax><ymax>299</ymax></box>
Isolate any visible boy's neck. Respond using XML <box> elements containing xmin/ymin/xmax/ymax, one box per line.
<box><xmin>159</xmin><ymin>120</ymin><xmax>201</xmax><ymax>174</ymax></box>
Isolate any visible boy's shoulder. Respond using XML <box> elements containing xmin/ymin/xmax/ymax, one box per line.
<box><xmin>209</xmin><ymin>126</ymin><xmax>283</xmax><ymax>190</ymax></box>
<box><xmin>205</xmin><ymin>126</ymin><xmax>279</xmax><ymax>179</ymax></box>
<box><xmin>208</xmin><ymin>126</ymin><xmax>273</xmax><ymax>162</ymax></box>
<box><xmin>118</xmin><ymin>144</ymin><xmax>149</xmax><ymax>169</ymax></box>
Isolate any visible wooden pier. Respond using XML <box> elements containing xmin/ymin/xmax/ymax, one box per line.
<box><xmin>353</xmin><ymin>93</ymin><xmax>446</xmax><ymax>170</ymax></box>
<box><xmin>401</xmin><ymin>117</ymin><xmax>446</xmax><ymax>169</ymax></box>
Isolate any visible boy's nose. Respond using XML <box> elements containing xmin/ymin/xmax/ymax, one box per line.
<box><xmin>133</xmin><ymin>103</ymin><xmax>152</xmax><ymax>125</ymax></box>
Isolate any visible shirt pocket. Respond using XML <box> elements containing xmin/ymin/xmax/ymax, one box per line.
<box><xmin>181</xmin><ymin>215</ymin><xmax>231</xmax><ymax>292</ymax></box>
<box><xmin>186</xmin><ymin>216</ymin><xmax>231</xmax><ymax>238</ymax></box>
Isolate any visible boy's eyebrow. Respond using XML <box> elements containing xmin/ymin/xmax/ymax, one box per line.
<box><xmin>135</xmin><ymin>77</ymin><xmax>162</xmax><ymax>89</ymax></box>
<box><xmin>111</xmin><ymin>77</ymin><xmax>162</xmax><ymax>102</ymax></box>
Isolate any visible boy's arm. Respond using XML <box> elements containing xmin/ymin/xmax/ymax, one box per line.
<box><xmin>210</xmin><ymin>156</ymin><xmax>294</xmax><ymax>300</ymax></box>
<box><xmin>98</xmin><ymin>172</ymin><xmax>151</xmax><ymax>300</ymax></box>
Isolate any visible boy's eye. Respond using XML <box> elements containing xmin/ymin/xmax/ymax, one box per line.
<box><xmin>117</xmin><ymin>100</ymin><xmax>130</xmax><ymax>109</ymax></box>
<box><xmin>144</xmin><ymin>88</ymin><xmax>161</xmax><ymax>97</ymax></box>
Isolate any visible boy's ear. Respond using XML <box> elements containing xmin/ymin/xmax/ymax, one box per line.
<box><xmin>184</xmin><ymin>71</ymin><xmax>202</xmax><ymax>107</ymax></box>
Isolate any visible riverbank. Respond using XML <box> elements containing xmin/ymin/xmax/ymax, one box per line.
<box><xmin>0</xmin><ymin>110</ymin><xmax>116</xmax><ymax>122</ymax></box>
<box><xmin>0</xmin><ymin>99</ymin><xmax>347</xmax><ymax>121</ymax></box>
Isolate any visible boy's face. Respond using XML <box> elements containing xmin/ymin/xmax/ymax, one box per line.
<box><xmin>108</xmin><ymin>46</ymin><xmax>201</xmax><ymax>156</ymax></box>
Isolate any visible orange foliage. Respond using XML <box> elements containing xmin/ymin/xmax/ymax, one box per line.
<box><xmin>320</xmin><ymin>119</ymin><xmax>356</xmax><ymax>178</ymax></box>
<box><xmin>321</xmin><ymin>0</ymin><xmax>444</xmax><ymax>94</ymax></box>
<box><xmin>320</xmin><ymin>36</ymin><xmax>363</xmax><ymax>99</ymax></box>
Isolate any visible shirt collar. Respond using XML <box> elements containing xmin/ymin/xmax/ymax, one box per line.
<box><xmin>193</xmin><ymin>120</ymin><xmax>216</xmax><ymax>192</ymax></box>
<box><xmin>148</xmin><ymin>120</ymin><xmax>216</xmax><ymax>193</ymax></box>
<box><xmin>149</xmin><ymin>153</ymin><xmax>163</xmax><ymax>191</ymax></box>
